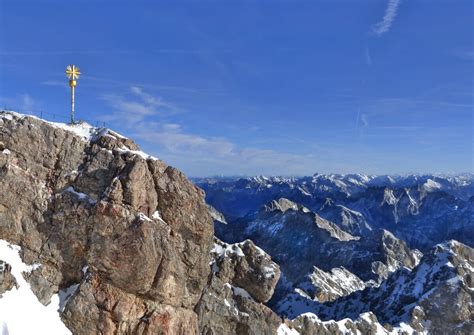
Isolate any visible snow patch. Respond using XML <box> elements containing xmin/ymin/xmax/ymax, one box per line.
<box><xmin>211</xmin><ymin>241</ymin><xmax>245</xmax><ymax>258</ymax></box>
<box><xmin>62</xmin><ymin>186</ymin><xmax>97</xmax><ymax>204</ymax></box>
<box><xmin>422</xmin><ymin>179</ymin><xmax>442</xmax><ymax>192</ymax></box>
<box><xmin>277</xmin><ymin>323</ymin><xmax>300</xmax><ymax>335</ymax></box>
<box><xmin>0</xmin><ymin>239</ymin><xmax>72</xmax><ymax>334</ymax></box>
<box><xmin>115</xmin><ymin>146</ymin><xmax>157</xmax><ymax>161</ymax></box>
<box><xmin>49</xmin><ymin>121</ymin><xmax>95</xmax><ymax>141</ymax></box>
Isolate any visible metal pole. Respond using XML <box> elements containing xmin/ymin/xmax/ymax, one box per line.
<box><xmin>66</xmin><ymin>65</ymin><xmax>80</xmax><ymax>124</ymax></box>
<box><xmin>71</xmin><ymin>84</ymin><xmax>75</xmax><ymax>124</ymax></box>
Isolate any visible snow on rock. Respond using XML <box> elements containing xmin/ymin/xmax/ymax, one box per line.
<box><xmin>49</xmin><ymin>121</ymin><xmax>96</xmax><ymax>141</ymax></box>
<box><xmin>0</xmin><ymin>239</ymin><xmax>71</xmax><ymax>334</ymax></box>
<box><xmin>114</xmin><ymin>146</ymin><xmax>157</xmax><ymax>161</ymax></box>
<box><xmin>0</xmin><ymin>110</ymin><xmax>131</xmax><ymax>147</ymax></box>
<box><xmin>211</xmin><ymin>240</ymin><xmax>245</xmax><ymax>258</ymax></box>
<box><xmin>151</xmin><ymin>210</ymin><xmax>168</xmax><ymax>225</ymax></box>
<box><xmin>283</xmin><ymin>240</ymin><xmax>473</xmax><ymax>334</ymax></box>
<box><xmin>421</xmin><ymin>179</ymin><xmax>442</xmax><ymax>192</ymax></box>
<box><xmin>277</xmin><ymin>323</ymin><xmax>300</xmax><ymax>335</ymax></box>
<box><xmin>61</xmin><ymin>186</ymin><xmax>97</xmax><ymax>204</ymax></box>
<box><xmin>207</xmin><ymin>204</ymin><xmax>228</xmax><ymax>224</ymax></box>
<box><xmin>308</xmin><ymin>266</ymin><xmax>367</xmax><ymax>302</ymax></box>
<box><xmin>208</xmin><ymin>238</ymin><xmax>281</xmax><ymax>304</ymax></box>
<box><xmin>382</xmin><ymin>188</ymin><xmax>398</xmax><ymax>206</ymax></box>
<box><xmin>58</xmin><ymin>283</ymin><xmax>80</xmax><ymax>313</ymax></box>
<box><xmin>292</xmin><ymin>311</ymin><xmax>424</xmax><ymax>335</ymax></box>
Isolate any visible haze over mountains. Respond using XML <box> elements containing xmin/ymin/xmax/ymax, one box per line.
<box><xmin>195</xmin><ymin>174</ymin><xmax>474</xmax><ymax>250</ymax></box>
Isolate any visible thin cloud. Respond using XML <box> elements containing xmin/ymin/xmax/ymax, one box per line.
<box><xmin>0</xmin><ymin>94</ymin><xmax>37</xmax><ymax>112</ymax></box>
<box><xmin>41</xmin><ymin>80</ymin><xmax>69</xmax><ymax>89</ymax></box>
<box><xmin>100</xmin><ymin>86</ymin><xmax>181</xmax><ymax>123</ymax></box>
<box><xmin>372</xmin><ymin>0</ymin><xmax>402</xmax><ymax>36</ymax></box>
<box><xmin>365</xmin><ymin>45</ymin><xmax>373</xmax><ymax>66</ymax></box>
<box><xmin>451</xmin><ymin>50</ymin><xmax>474</xmax><ymax>61</ymax></box>
<box><xmin>83</xmin><ymin>75</ymin><xmax>220</xmax><ymax>95</ymax></box>
<box><xmin>332</xmin><ymin>94</ymin><xmax>473</xmax><ymax>108</ymax></box>
<box><xmin>100</xmin><ymin>87</ymin><xmax>329</xmax><ymax>176</ymax></box>
<box><xmin>0</xmin><ymin>50</ymin><xmax>134</xmax><ymax>56</ymax></box>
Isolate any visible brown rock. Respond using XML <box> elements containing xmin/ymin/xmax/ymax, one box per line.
<box><xmin>0</xmin><ymin>261</ymin><xmax>17</xmax><ymax>296</ymax></box>
<box><xmin>0</xmin><ymin>112</ymin><xmax>213</xmax><ymax>333</ymax></box>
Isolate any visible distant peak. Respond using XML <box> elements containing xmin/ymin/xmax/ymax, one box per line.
<box><xmin>261</xmin><ymin>198</ymin><xmax>310</xmax><ymax>214</ymax></box>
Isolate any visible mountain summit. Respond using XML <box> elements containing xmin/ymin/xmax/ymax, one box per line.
<box><xmin>0</xmin><ymin>111</ymin><xmax>283</xmax><ymax>334</ymax></box>
<box><xmin>0</xmin><ymin>111</ymin><xmax>472</xmax><ymax>335</ymax></box>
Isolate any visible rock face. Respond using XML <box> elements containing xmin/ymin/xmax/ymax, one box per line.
<box><xmin>285</xmin><ymin>241</ymin><xmax>474</xmax><ymax>335</ymax></box>
<box><xmin>0</xmin><ymin>111</ymin><xmax>216</xmax><ymax>333</ymax></box>
<box><xmin>0</xmin><ymin>261</ymin><xmax>16</xmax><ymax>296</ymax></box>
<box><xmin>303</xmin><ymin>267</ymin><xmax>367</xmax><ymax>303</ymax></box>
<box><xmin>195</xmin><ymin>238</ymin><xmax>282</xmax><ymax>334</ymax></box>
<box><xmin>289</xmin><ymin>312</ymin><xmax>413</xmax><ymax>335</ymax></box>
<box><xmin>318</xmin><ymin>198</ymin><xmax>372</xmax><ymax>236</ymax></box>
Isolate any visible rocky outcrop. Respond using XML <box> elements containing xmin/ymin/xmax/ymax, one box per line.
<box><xmin>207</xmin><ymin>204</ymin><xmax>227</xmax><ymax>224</ymax></box>
<box><xmin>195</xmin><ymin>238</ymin><xmax>282</xmax><ymax>334</ymax></box>
<box><xmin>303</xmin><ymin>267</ymin><xmax>367</xmax><ymax>303</ymax></box>
<box><xmin>288</xmin><ymin>240</ymin><xmax>473</xmax><ymax>334</ymax></box>
<box><xmin>318</xmin><ymin>198</ymin><xmax>372</xmax><ymax>236</ymax></box>
<box><xmin>288</xmin><ymin>311</ymin><xmax>421</xmax><ymax>335</ymax></box>
<box><xmin>0</xmin><ymin>261</ymin><xmax>16</xmax><ymax>296</ymax></box>
<box><xmin>262</xmin><ymin>198</ymin><xmax>310</xmax><ymax>215</ymax></box>
<box><xmin>0</xmin><ymin>111</ymin><xmax>213</xmax><ymax>333</ymax></box>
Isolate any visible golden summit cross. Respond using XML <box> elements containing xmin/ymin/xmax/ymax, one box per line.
<box><xmin>65</xmin><ymin>65</ymin><xmax>81</xmax><ymax>124</ymax></box>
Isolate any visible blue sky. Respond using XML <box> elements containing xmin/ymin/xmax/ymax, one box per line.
<box><xmin>0</xmin><ymin>0</ymin><xmax>472</xmax><ymax>176</ymax></box>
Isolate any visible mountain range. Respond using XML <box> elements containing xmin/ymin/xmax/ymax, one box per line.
<box><xmin>196</xmin><ymin>174</ymin><xmax>473</xmax><ymax>334</ymax></box>
<box><xmin>0</xmin><ymin>111</ymin><xmax>472</xmax><ymax>335</ymax></box>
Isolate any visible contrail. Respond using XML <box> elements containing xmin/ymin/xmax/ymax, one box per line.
<box><xmin>372</xmin><ymin>0</ymin><xmax>402</xmax><ymax>36</ymax></box>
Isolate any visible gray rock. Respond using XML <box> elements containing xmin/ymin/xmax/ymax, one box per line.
<box><xmin>0</xmin><ymin>111</ymin><xmax>213</xmax><ymax>333</ymax></box>
<box><xmin>195</xmin><ymin>238</ymin><xmax>282</xmax><ymax>334</ymax></box>
<box><xmin>0</xmin><ymin>261</ymin><xmax>17</xmax><ymax>296</ymax></box>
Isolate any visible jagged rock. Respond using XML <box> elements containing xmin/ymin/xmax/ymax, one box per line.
<box><xmin>262</xmin><ymin>198</ymin><xmax>310</xmax><ymax>214</ymax></box>
<box><xmin>0</xmin><ymin>111</ymin><xmax>213</xmax><ymax>333</ymax></box>
<box><xmin>207</xmin><ymin>204</ymin><xmax>227</xmax><ymax>224</ymax></box>
<box><xmin>289</xmin><ymin>312</ymin><xmax>413</xmax><ymax>335</ymax></box>
<box><xmin>62</xmin><ymin>273</ymin><xmax>198</xmax><ymax>335</ymax></box>
<box><xmin>195</xmin><ymin>238</ymin><xmax>282</xmax><ymax>334</ymax></box>
<box><xmin>0</xmin><ymin>261</ymin><xmax>16</xmax><ymax>296</ymax></box>
<box><xmin>318</xmin><ymin>198</ymin><xmax>372</xmax><ymax>236</ymax></box>
<box><xmin>211</xmin><ymin>238</ymin><xmax>280</xmax><ymax>303</ymax></box>
<box><xmin>304</xmin><ymin>267</ymin><xmax>366</xmax><ymax>302</ymax></box>
<box><xmin>289</xmin><ymin>241</ymin><xmax>473</xmax><ymax>334</ymax></box>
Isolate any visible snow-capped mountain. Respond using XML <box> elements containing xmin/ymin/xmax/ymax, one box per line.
<box><xmin>196</xmin><ymin>174</ymin><xmax>474</xmax><ymax>250</ymax></box>
<box><xmin>199</xmin><ymin>175</ymin><xmax>473</xmax><ymax>334</ymax></box>
<box><xmin>278</xmin><ymin>241</ymin><xmax>473</xmax><ymax>334</ymax></box>
<box><xmin>213</xmin><ymin>198</ymin><xmax>422</xmax><ymax>311</ymax></box>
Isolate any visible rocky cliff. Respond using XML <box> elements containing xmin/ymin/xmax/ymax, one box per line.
<box><xmin>0</xmin><ymin>111</ymin><xmax>282</xmax><ymax>334</ymax></box>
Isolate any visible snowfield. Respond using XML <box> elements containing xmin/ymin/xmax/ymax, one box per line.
<box><xmin>0</xmin><ymin>239</ymin><xmax>71</xmax><ymax>335</ymax></box>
